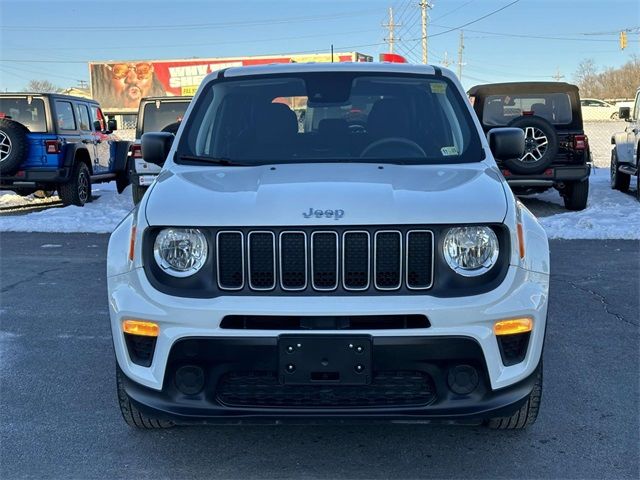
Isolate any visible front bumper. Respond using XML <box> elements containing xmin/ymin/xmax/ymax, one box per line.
<box><xmin>109</xmin><ymin>264</ymin><xmax>549</xmax><ymax>395</ymax></box>
<box><xmin>118</xmin><ymin>337</ymin><xmax>542</xmax><ymax>425</ymax></box>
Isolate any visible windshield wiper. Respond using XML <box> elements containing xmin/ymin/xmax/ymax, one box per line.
<box><xmin>177</xmin><ymin>154</ymin><xmax>245</xmax><ymax>166</ymax></box>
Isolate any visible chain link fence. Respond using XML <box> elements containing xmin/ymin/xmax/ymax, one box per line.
<box><xmin>582</xmin><ymin>118</ymin><xmax>626</xmax><ymax>168</ymax></box>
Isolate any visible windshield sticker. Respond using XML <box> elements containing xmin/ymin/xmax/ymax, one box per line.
<box><xmin>430</xmin><ymin>83</ymin><xmax>447</xmax><ymax>94</ymax></box>
<box><xmin>441</xmin><ymin>146</ymin><xmax>459</xmax><ymax>156</ymax></box>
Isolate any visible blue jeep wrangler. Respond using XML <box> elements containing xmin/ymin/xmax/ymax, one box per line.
<box><xmin>0</xmin><ymin>93</ymin><xmax>131</xmax><ymax>206</ymax></box>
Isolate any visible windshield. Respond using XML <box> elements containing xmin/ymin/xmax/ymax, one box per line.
<box><xmin>177</xmin><ymin>73</ymin><xmax>483</xmax><ymax>165</ymax></box>
<box><xmin>0</xmin><ymin>97</ymin><xmax>47</xmax><ymax>132</ymax></box>
<box><xmin>141</xmin><ymin>101</ymin><xmax>190</xmax><ymax>135</ymax></box>
<box><xmin>482</xmin><ymin>93</ymin><xmax>572</xmax><ymax>126</ymax></box>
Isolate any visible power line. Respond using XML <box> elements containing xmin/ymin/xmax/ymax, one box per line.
<box><xmin>430</xmin><ymin>0</ymin><xmax>477</xmax><ymax>22</ymax></box>
<box><xmin>0</xmin><ymin>62</ymin><xmax>82</xmax><ymax>82</ymax></box>
<box><xmin>3</xmin><ymin>27</ymin><xmax>382</xmax><ymax>52</ymax></box>
<box><xmin>461</xmin><ymin>30</ymin><xmax>621</xmax><ymax>42</ymax></box>
<box><xmin>426</xmin><ymin>0</ymin><xmax>521</xmax><ymax>39</ymax></box>
<box><xmin>0</xmin><ymin>42</ymin><xmax>390</xmax><ymax>65</ymax></box>
<box><xmin>0</xmin><ymin>10</ymin><xmax>381</xmax><ymax>31</ymax></box>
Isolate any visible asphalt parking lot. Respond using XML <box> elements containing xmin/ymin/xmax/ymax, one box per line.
<box><xmin>0</xmin><ymin>233</ymin><xmax>638</xmax><ymax>479</ymax></box>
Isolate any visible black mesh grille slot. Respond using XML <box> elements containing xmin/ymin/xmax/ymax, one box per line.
<box><xmin>375</xmin><ymin>231</ymin><xmax>401</xmax><ymax>290</ymax></box>
<box><xmin>217</xmin><ymin>371</ymin><xmax>437</xmax><ymax>408</ymax></box>
<box><xmin>497</xmin><ymin>332</ymin><xmax>531</xmax><ymax>366</ymax></box>
<box><xmin>248</xmin><ymin>232</ymin><xmax>275</xmax><ymax>290</ymax></box>
<box><xmin>343</xmin><ymin>232</ymin><xmax>370</xmax><ymax>290</ymax></box>
<box><xmin>406</xmin><ymin>231</ymin><xmax>433</xmax><ymax>289</ymax></box>
<box><xmin>311</xmin><ymin>232</ymin><xmax>338</xmax><ymax>290</ymax></box>
<box><xmin>124</xmin><ymin>334</ymin><xmax>157</xmax><ymax>367</ymax></box>
<box><xmin>216</xmin><ymin>232</ymin><xmax>244</xmax><ymax>290</ymax></box>
<box><xmin>220</xmin><ymin>314</ymin><xmax>430</xmax><ymax>330</ymax></box>
<box><xmin>279</xmin><ymin>232</ymin><xmax>307</xmax><ymax>290</ymax></box>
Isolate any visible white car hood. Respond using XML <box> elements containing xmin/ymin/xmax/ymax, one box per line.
<box><xmin>144</xmin><ymin>162</ymin><xmax>508</xmax><ymax>227</ymax></box>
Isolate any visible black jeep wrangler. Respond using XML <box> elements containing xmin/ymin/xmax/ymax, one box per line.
<box><xmin>468</xmin><ymin>82</ymin><xmax>590</xmax><ymax>210</ymax></box>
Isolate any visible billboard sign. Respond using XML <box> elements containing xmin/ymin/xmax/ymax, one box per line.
<box><xmin>89</xmin><ymin>52</ymin><xmax>373</xmax><ymax>112</ymax></box>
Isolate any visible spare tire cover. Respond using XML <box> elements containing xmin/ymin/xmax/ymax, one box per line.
<box><xmin>0</xmin><ymin>118</ymin><xmax>30</xmax><ymax>175</ymax></box>
<box><xmin>504</xmin><ymin>115</ymin><xmax>558</xmax><ymax>174</ymax></box>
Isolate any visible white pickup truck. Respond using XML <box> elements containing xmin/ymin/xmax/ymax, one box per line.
<box><xmin>107</xmin><ymin>63</ymin><xmax>550</xmax><ymax>430</ymax></box>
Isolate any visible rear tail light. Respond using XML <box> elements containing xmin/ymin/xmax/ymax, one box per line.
<box><xmin>45</xmin><ymin>139</ymin><xmax>60</xmax><ymax>154</ymax></box>
<box><xmin>574</xmin><ymin>134</ymin><xmax>587</xmax><ymax>150</ymax></box>
<box><xmin>130</xmin><ymin>144</ymin><xmax>143</xmax><ymax>159</ymax></box>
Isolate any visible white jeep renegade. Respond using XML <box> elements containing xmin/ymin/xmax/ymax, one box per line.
<box><xmin>107</xmin><ymin>63</ymin><xmax>549</xmax><ymax>429</ymax></box>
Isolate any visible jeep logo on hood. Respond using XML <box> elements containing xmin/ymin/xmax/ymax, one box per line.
<box><xmin>303</xmin><ymin>208</ymin><xmax>345</xmax><ymax>220</ymax></box>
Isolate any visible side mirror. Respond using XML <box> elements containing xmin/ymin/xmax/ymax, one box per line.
<box><xmin>93</xmin><ymin>120</ymin><xmax>102</xmax><ymax>131</ymax></box>
<box><xmin>141</xmin><ymin>132</ymin><xmax>174</xmax><ymax>167</ymax></box>
<box><xmin>487</xmin><ymin>127</ymin><xmax>525</xmax><ymax>161</ymax></box>
<box><xmin>107</xmin><ymin>119</ymin><xmax>118</xmax><ymax>131</ymax></box>
<box><xmin>618</xmin><ymin>107</ymin><xmax>631</xmax><ymax>120</ymax></box>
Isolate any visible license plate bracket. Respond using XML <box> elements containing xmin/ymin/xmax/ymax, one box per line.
<box><xmin>278</xmin><ymin>335</ymin><xmax>372</xmax><ymax>385</ymax></box>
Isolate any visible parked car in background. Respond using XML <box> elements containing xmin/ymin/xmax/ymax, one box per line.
<box><xmin>0</xmin><ymin>93</ymin><xmax>131</xmax><ymax>206</ymax></box>
<box><xmin>580</xmin><ymin>98</ymin><xmax>619</xmax><ymax>121</ymax></box>
<box><xmin>468</xmin><ymin>82</ymin><xmax>591</xmax><ymax>210</ymax></box>
<box><xmin>108</xmin><ymin>63</ymin><xmax>550</xmax><ymax>430</ymax></box>
<box><xmin>129</xmin><ymin>96</ymin><xmax>191</xmax><ymax>203</ymax></box>
<box><xmin>611</xmin><ymin>87</ymin><xmax>640</xmax><ymax>200</ymax></box>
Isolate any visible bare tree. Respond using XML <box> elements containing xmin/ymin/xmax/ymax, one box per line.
<box><xmin>22</xmin><ymin>79</ymin><xmax>62</xmax><ymax>93</ymax></box>
<box><xmin>574</xmin><ymin>56</ymin><xmax>640</xmax><ymax>99</ymax></box>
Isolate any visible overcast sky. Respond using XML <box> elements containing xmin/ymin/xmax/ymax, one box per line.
<box><xmin>0</xmin><ymin>0</ymin><xmax>638</xmax><ymax>92</ymax></box>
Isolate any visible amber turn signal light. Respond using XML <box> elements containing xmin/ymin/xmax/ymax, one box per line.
<box><xmin>516</xmin><ymin>222</ymin><xmax>526</xmax><ymax>259</ymax></box>
<box><xmin>122</xmin><ymin>320</ymin><xmax>159</xmax><ymax>337</ymax></box>
<box><xmin>494</xmin><ymin>318</ymin><xmax>532</xmax><ymax>336</ymax></box>
<box><xmin>128</xmin><ymin>226</ymin><xmax>137</xmax><ymax>261</ymax></box>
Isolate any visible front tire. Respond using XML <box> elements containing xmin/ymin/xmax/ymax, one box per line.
<box><xmin>563</xmin><ymin>178</ymin><xmax>589</xmax><ymax>211</ymax></box>
<box><xmin>486</xmin><ymin>362</ymin><xmax>543</xmax><ymax>430</ymax></box>
<box><xmin>116</xmin><ymin>367</ymin><xmax>174</xmax><ymax>430</ymax></box>
<box><xmin>58</xmin><ymin>162</ymin><xmax>91</xmax><ymax>206</ymax></box>
<box><xmin>610</xmin><ymin>150</ymin><xmax>630</xmax><ymax>192</ymax></box>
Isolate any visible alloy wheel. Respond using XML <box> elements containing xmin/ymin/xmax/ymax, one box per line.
<box><xmin>520</xmin><ymin>127</ymin><xmax>548</xmax><ymax>163</ymax></box>
<box><xmin>0</xmin><ymin>131</ymin><xmax>12</xmax><ymax>162</ymax></box>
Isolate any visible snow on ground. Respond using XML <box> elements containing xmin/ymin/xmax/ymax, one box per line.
<box><xmin>0</xmin><ymin>182</ymin><xmax>133</xmax><ymax>233</ymax></box>
<box><xmin>0</xmin><ymin>169</ymin><xmax>637</xmax><ymax>239</ymax></box>
<box><xmin>521</xmin><ymin>168</ymin><xmax>639</xmax><ymax>239</ymax></box>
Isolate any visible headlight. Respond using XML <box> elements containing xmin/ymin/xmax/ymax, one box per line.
<box><xmin>153</xmin><ymin>228</ymin><xmax>208</xmax><ymax>277</ymax></box>
<box><xmin>443</xmin><ymin>226</ymin><xmax>499</xmax><ymax>277</ymax></box>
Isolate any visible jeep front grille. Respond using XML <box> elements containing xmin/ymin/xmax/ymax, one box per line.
<box><xmin>215</xmin><ymin>228</ymin><xmax>434</xmax><ymax>293</ymax></box>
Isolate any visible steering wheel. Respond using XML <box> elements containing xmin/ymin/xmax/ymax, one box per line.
<box><xmin>360</xmin><ymin>137</ymin><xmax>427</xmax><ymax>158</ymax></box>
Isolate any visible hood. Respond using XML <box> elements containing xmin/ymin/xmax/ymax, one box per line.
<box><xmin>144</xmin><ymin>162</ymin><xmax>508</xmax><ymax>227</ymax></box>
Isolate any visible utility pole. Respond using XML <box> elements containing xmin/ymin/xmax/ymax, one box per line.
<box><xmin>552</xmin><ymin>67</ymin><xmax>564</xmax><ymax>82</ymax></box>
<box><xmin>419</xmin><ymin>1</ymin><xmax>433</xmax><ymax>64</ymax></box>
<box><xmin>442</xmin><ymin>51</ymin><xmax>451</xmax><ymax>67</ymax></box>
<box><xmin>457</xmin><ymin>30</ymin><xmax>465</xmax><ymax>80</ymax></box>
<box><xmin>77</xmin><ymin>79</ymin><xmax>88</xmax><ymax>89</ymax></box>
<box><xmin>383</xmin><ymin>7</ymin><xmax>400</xmax><ymax>53</ymax></box>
